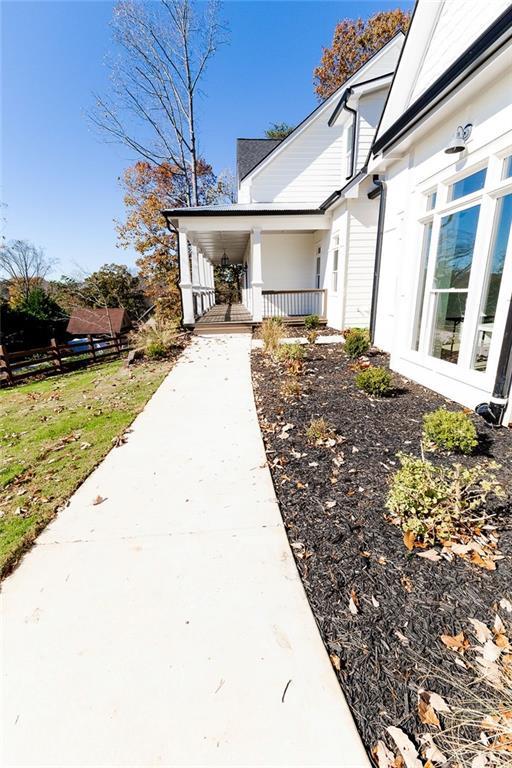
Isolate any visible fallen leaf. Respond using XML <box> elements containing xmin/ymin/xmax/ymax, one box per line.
<box><xmin>325</xmin><ymin>500</ymin><xmax>337</xmax><ymax>509</ymax></box>
<box><xmin>472</xmin><ymin>754</ymin><xmax>487</xmax><ymax>768</ymax></box>
<box><xmin>417</xmin><ymin>549</ymin><xmax>441</xmax><ymax>562</ymax></box>
<box><xmin>403</xmin><ymin>531</ymin><xmax>416</xmax><ymax>551</ymax></box>
<box><xmin>418</xmin><ymin>693</ymin><xmax>440</xmax><ymax>728</ymax></box>
<box><xmin>470</xmin><ymin>551</ymin><xmax>496</xmax><ymax>570</ymax></box>
<box><xmin>371</xmin><ymin>595</ymin><xmax>380</xmax><ymax>608</ymax></box>
<box><xmin>387</xmin><ymin>726</ymin><xmax>423</xmax><ymax>768</ymax></box>
<box><xmin>92</xmin><ymin>495</ymin><xmax>106</xmax><ymax>506</ymax></box>
<box><xmin>499</xmin><ymin>598</ymin><xmax>512</xmax><ymax>613</ymax></box>
<box><xmin>469</xmin><ymin>618</ymin><xmax>492</xmax><ymax>643</ymax></box>
<box><xmin>440</xmin><ymin>632</ymin><xmax>469</xmax><ymax>654</ymax></box>
<box><xmin>372</xmin><ymin>740</ymin><xmax>396</xmax><ymax>768</ymax></box>
<box><xmin>481</xmin><ymin>639</ymin><xmax>502</xmax><ymax>662</ymax></box>
<box><xmin>494</xmin><ymin>614</ymin><xmax>506</xmax><ymax>635</ymax></box>
<box><xmin>419</xmin><ymin>734</ymin><xmax>447</xmax><ymax>764</ymax></box>
<box><xmin>349</xmin><ymin>590</ymin><xmax>359</xmax><ymax>615</ymax></box>
<box><xmin>329</xmin><ymin>654</ymin><xmax>341</xmax><ymax>671</ymax></box>
<box><xmin>425</xmin><ymin>691</ymin><xmax>450</xmax><ymax>714</ymax></box>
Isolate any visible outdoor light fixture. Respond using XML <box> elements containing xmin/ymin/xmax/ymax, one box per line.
<box><xmin>221</xmin><ymin>251</ymin><xmax>229</xmax><ymax>267</ymax></box>
<box><xmin>444</xmin><ymin>123</ymin><xmax>473</xmax><ymax>154</ymax></box>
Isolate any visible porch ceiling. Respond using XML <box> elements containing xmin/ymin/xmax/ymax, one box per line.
<box><xmin>188</xmin><ymin>230</ymin><xmax>250</xmax><ymax>264</ymax></box>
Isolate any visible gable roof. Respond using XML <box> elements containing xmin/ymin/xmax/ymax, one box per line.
<box><xmin>236</xmin><ymin>139</ymin><xmax>281</xmax><ymax>183</ymax></box>
<box><xmin>373</xmin><ymin>1</ymin><xmax>512</xmax><ymax>156</ymax></box>
<box><xmin>238</xmin><ymin>31</ymin><xmax>405</xmax><ymax>185</ymax></box>
<box><xmin>66</xmin><ymin>308</ymin><xmax>130</xmax><ymax>336</ymax></box>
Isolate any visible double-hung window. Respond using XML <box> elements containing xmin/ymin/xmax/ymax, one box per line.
<box><xmin>315</xmin><ymin>247</ymin><xmax>321</xmax><ymax>289</ymax></box>
<box><xmin>411</xmin><ymin>156</ymin><xmax>512</xmax><ymax>377</ymax></box>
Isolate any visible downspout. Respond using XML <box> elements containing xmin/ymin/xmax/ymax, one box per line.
<box><xmin>368</xmin><ymin>176</ymin><xmax>387</xmax><ymax>344</ymax></box>
<box><xmin>343</xmin><ymin>88</ymin><xmax>357</xmax><ymax>180</ymax></box>
<box><xmin>475</xmin><ymin>293</ymin><xmax>512</xmax><ymax>426</ymax></box>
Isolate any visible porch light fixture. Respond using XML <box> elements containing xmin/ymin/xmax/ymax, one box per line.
<box><xmin>221</xmin><ymin>251</ymin><xmax>229</xmax><ymax>267</ymax></box>
<box><xmin>444</xmin><ymin>123</ymin><xmax>473</xmax><ymax>154</ymax></box>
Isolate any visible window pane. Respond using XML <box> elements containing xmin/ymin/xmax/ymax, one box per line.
<box><xmin>449</xmin><ymin>168</ymin><xmax>487</xmax><ymax>201</ymax></box>
<box><xmin>411</xmin><ymin>222</ymin><xmax>433</xmax><ymax>351</ymax></box>
<box><xmin>472</xmin><ymin>193</ymin><xmax>512</xmax><ymax>371</ymax></box>
<box><xmin>426</xmin><ymin>191</ymin><xmax>437</xmax><ymax>211</ymax></box>
<box><xmin>503</xmin><ymin>156</ymin><xmax>512</xmax><ymax>180</ymax></box>
<box><xmin>430</xmin><ymin>292</ymin><xmax>467</xmax><ymax>363</ymax></box>
<box><xmin>333</xmin><ymin>248</ymin><xmax>338</xmax><ymax>271</ymax></box>
<box><xmin>434</xmin><ymin>205</ymin><xmax>480</xmax><ymax>289</ymax></box>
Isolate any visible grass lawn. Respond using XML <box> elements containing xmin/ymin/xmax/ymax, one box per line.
<box><xmin>0</xmin><ymin>357</ymin><xmax>175</xmax><ymax>578</ymax></box>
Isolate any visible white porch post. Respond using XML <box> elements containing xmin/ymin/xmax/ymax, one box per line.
<box><xmin>199</xmin><ymin>253</ymin><xmax>208</xmax><ymax>312</ymax></box>
<box><xmin>178</xmin><ymin>230</ymin><xmax>195</xmax><ymax>327</ymax></box>
<box><xmin>207</xmin><ymin>260</ymin><xmax>214</xmax><ymax>308</ymax></box>
<box><xmin>251</xmin><ymin>227</ymin><xmax>263</xmax><ymax>322</ymax></box>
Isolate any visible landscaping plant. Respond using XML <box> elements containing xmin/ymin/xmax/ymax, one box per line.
<box><xmin>277</xmin><ymin>342</ymin><xmax>306</xmax><ymax>374</ymax></box>
<box><xmin>423</xmin><ymin>407</ymin><xmax>478</xmax><ymax>454</ymax></box>
<box><xmin>281</xmin><ymin>376</ymin><xmax>301</xmax><ymax>399</ymax></box>
<box><xmin>343</xmin><ymin>327</ymin><xmax>370</xmax><ymax>358</ymax></box>
<box><xmin>304</xmin><ymin>314</ymin><xmax>320</xmax><ymax>330</ymax></box>
<box><xmin>132</xmin><ymin>318</ymin><xmax>181</xmax><ymax>359</ymax></box>
<box><xmin>261</xmin><ymin>317</ymin><xmax>283</xmax><ymax>357</ymax></box>
<box><xmin>306</xmin><ymin>329</ymin><xmax>319</xmax><ymax>344</ymax></box>
<box><xmin>355</xmin><ymin>365</ymin><xmax>392</xmax><ymax>396</ymax></box>
<box><xmin>386</xmin><ymin>453</ymin><xmax>505</xmax><ymax>548</ymax></box>
<box><xmin>306</xmin><ymin>417</ymin><xmax>336</xmax><ymax>446</ymax></box>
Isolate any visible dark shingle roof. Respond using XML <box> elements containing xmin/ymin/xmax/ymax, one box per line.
<box><xmin>236</xmin><ymin>139</ymin><xmax>281</xmax><ymax>184</ymax></box>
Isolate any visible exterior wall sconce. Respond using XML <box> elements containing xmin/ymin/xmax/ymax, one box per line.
<box><xmin>445</xmin><ymin>123</ymin><xmax>473</xmax><ymax>154</ymax></box>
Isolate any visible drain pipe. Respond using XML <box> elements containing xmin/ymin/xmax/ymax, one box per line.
<box><xmin>343</xmin><ymin>89</ymin><xmax>357</xmax><ymax>180</ymax></box>
<box><xmin>368</xmin><ymin>176</ymin><xmax>387</xmax><ymax>344</ymax></box>
<box><xmin>475</xmin><ymin>293</ymin><xmax>512</xmax><ymax>426</ymax></box>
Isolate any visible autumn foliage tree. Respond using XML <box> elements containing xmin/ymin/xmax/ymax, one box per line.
<box><xmin>314</xmin><ymin>9</ymin><xmax>411</xmax><ymax>100</ymax></box>
<box><xmin>117</xmin><ymin>160</ymin><xmax>228</xmax><ymax>321</ymax></box>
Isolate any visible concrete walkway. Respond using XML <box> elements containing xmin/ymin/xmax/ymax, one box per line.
<box><xmin>1</xmin><ymin>335</ymin><xmax>368</xmax><ymax>767</ymax></box>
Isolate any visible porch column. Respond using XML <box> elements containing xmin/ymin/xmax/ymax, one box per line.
<box><xmin>199</xmin><ymin>253</ymin><xmax>208</xmax><ymax>312</ymax></box>
<box><xmin>178</xmin><ymin>230</ymin><xmax>195</xmax><ymax>327</ymax></box>
<box><xmin>251</xmin><ymin>227</ymin><xmax>263</xmax><ymax>322</ymax></box>
<box><xmin>209</xmin><ymin>261</ymin><xmax>215</xmax><ymax>307</ymax></box>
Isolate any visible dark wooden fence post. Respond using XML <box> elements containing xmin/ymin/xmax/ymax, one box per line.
<box><xmin>88</xmin><ymin>335</ymin><xmax>96</xmax><ymax>363</ymax></box>
<box><xmin>50</xmin><ymin>338</ymin><xmax>63</xmax><ymax>373</ymax></box>
<box><xmin>0</xmin><ymin>344</ymin><xmax>14</xmax><ymax>386</ymax></box>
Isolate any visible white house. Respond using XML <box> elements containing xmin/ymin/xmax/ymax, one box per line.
<box><xmin>163</xmin><ymin>33</ymin><xmax>404</xmax><ymax>331</ymax></box>
<box><xmin>368</xmin><ymin>0</ymin><xmax>512</xmax><ymax>424</ymax></box>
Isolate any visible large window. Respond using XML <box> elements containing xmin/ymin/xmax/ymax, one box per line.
<box><xmin>411</xmin><ymin>158</ymin><xmax>512</xmax><ymax>375</ymax></box>
<box><xmin>472</xmin><ymin>193</ymin><xmax>512</xmax><ymax>370</ymax></box>
<box><xmin>315</xmin><ymin>247</ymin><xmax>321</xmax><ymax>289</ymax></box>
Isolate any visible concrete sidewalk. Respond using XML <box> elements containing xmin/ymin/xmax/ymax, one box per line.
<box><xmin>1</xmin><ymin>334</ymin><xmax>368</xmax><ymax>767</ymax></box>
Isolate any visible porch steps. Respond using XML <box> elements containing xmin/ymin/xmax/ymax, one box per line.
<box><xmin>194</xmin><ymin>322</ymin><xmax>254</xmax><ymax>335</ymax></box>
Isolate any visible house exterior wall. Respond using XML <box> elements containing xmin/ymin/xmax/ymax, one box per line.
<box><xmin>410</xmin><ymin>0</ymin><xmax>510</xmax><ymax>104</ymax></box>
<box><xmin>344</xmin><ymin>198</ymin><xmax>379</xmax><ymax>328</ymax></box>
<box><xmin>261</xmin><ymin>233</ymin><xmax>315</xmax><ymax>290</ymax></box>
<box><xmin>374</xmin><ymin>42</ymin><xmax>512</xmax><ymax>419</ymax></box>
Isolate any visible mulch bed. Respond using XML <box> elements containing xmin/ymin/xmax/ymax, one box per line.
<box><xmin>252</xmin><ymin>325</ymin><xmax>341</xmax><ymax>339</ymax></box>
<box><xmin>251</xmin><ymin>345</ymin><xmax>512</xmax><ymax>756</ymax></box>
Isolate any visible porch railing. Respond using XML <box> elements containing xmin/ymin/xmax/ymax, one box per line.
<box><xmin>262</xmin><ymin>289</ymin><xmax>327</xmax><ymax>319</ymax></box>
<box><xmin>241</xmin><ymin>286</ymin><xmax>253</xmax><ymax>314</ymax></box>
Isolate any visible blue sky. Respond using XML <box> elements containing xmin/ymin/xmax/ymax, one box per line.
<box><xmin>2</xmin><ymin>0</ymin><xmax>411</xmax><ymax>278</ymax></box>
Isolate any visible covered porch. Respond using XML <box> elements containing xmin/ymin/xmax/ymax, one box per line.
<box><xmin>163</xmin><ymin>205</ymin><xmax>330</xmax><ymax>327</ymax></box>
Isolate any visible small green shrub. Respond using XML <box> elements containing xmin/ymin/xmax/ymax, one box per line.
<box><xmin>306</xmin><ymin>329</ymin><xmax>319</xmax><ymax>344</ymax></box>
<box><xmin>355</xmin><ymin>366</ymin><xmax>392</xmax><ymax>397</ymax></box>
<box><xmin>386</xmin><ymin>453</ymin><xmax>505</xmax><ymax>547</ymax></box>
<box><xmin>343</xmin><ymin>327</ymin><xmax>370</xmax><ymax>358</ymax></box>
<box><xmin>277</xmin><ymin>342</ymin><xmax>306</xmax><ymax>362</ymax></box>
<box><xmin>304</xmin><ymin>314</ymin><xmax>320</xmax><ymax>330</ymax></box>
<box><xmin>281</xmin><ymin>376</ymin><xmax>301</xmax><ymax>399</ymax></box>
<box><xmin>423</xmin><ymin>408</ymin><xmax>478</xmax><ymax>454</ymax></box>
<box><xmin>146</xmin><ymin>341</ymin><xmax>168</xmax><ymax>359</ymax></box>
<box><xmin>261</xmin><ymin>317</ymin><xmax>283</xmax><ymax>357</ymax></box>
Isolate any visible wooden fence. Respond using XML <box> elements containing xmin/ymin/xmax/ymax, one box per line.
<box><xmin>0</xmin><ymin>334</ymin><xmax>130</xmax><ymax>387</ymax></box>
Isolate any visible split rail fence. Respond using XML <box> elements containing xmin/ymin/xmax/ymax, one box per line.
<box><xmin>0</xmin><ymin>334</ymin><xmax>129</xmax><ymax>387</ymax></box>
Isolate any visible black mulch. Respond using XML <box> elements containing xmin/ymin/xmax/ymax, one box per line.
<box><xmin>251</xmin><ymin>345</ymin><xmax>512</xmax><ymax>754</ymax></box>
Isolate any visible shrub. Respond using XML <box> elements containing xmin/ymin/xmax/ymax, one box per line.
<box><xmin>281</xmin><ymin>377</ymin><xmax>301</xmax><ymax>399</ymax></box>
<box><xmin>261</xmin><ymin>317</ymin><xmax>283</xmax><ymax>357</ymax></box>
<box><xmin>277</xmin><ymin>342</ymin><xmax>305</xmax><ymax>362</ymax></box>
<box><xmin>304</xmin><ymin>314</ymin><xmax>320</xmax><ymax>330</ymax></box>
<box><xmin>131</xmin><ymin>318</ymin><xmax>180</xmax><ymax>359</ymax></box>
<box><xmin>306</xmin><ymin>417</ymin><xmax>336</xmax><ymax>445</ymax></box>
<box><xmin>355</xmin><ymin>365</ymin><xmax>392</xmax><ymax>396</ymax></box>
<box><xmin>343</xmin><ymin>327</ymin><xmax>370</xmax><ymax>358</ymax></box>
<box><xmin>146</xmin><ymin>341</ymin><xmax>168</xmax><ymax>359</ymax></box>
<box><xmin>423</xmin><ymin>408</ymin><xmax>478</xmax><ymax>454</ymax></box>
<box><xmin>386</xmin><ymin>453</ymin><xmax>505</xmax><ymax>547</ymax></box>
<box><xmin>306</xmin><ymin>329</ymin><xmax>319</xmax><ymax>344</ymax></box>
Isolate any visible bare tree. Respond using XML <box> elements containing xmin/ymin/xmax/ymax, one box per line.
<box><xmin>0</xmin><ymin>240</ymin><xmax>54</xmax><ymax>301</ymax></box>
<box><xmin>90</xmin><ymin>0</ymin><xmax>226</xmax><ymax>207</ymax></box>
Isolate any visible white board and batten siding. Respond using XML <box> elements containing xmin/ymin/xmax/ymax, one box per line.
<box><xmin>344</xmin><ymin>200</ymin><xmax>379</xmax><ymax>328</ymax></box>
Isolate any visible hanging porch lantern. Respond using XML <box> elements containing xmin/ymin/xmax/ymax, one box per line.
<box><xmin>221</xmin><ymin>251</ymin><xmax>229</xmax><ymax>267</ymax></box>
